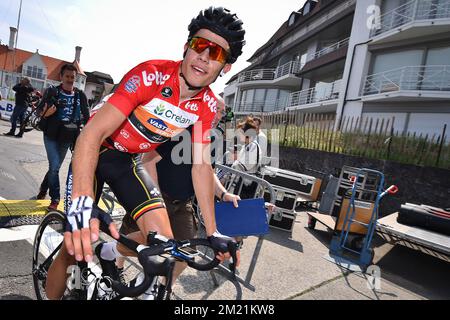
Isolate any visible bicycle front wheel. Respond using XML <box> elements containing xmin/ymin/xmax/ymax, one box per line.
<box><xmin>32</xmin><ymin>210</ymin><xmax>66</xmax><ymax>300</ymax></box>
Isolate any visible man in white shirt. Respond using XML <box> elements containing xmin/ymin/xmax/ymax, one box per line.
<box><xmin>232</xmin><ymin>118</ymin><xmax>261</xmax><ymax>198</ymax></box>
<box><xmin>253</xmin><ymin>117</ymin><xmax>268</xmax><ymax>164</ymax></box>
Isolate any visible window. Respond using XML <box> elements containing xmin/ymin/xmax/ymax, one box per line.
<box><xmin>5</xmin><ymin>74</ymin><xmax>20</xmax><ymax>86</ymax></box>
<box><xmin>265</xmin><ymin>89</ymin><xmax>279</xmax><ymax>112</ymax></box>
<box><xmin>372</xmin><ymin>50</ymin><xmax>424</xmax><ymax>74</ymax></box>
<box><xmin>423</xmin><ymin>46</ymin><xmax>450</xmax><ymax>90</ymax></box>
<box><xmin>225</xmin><ymin>94</ymin><xmax>235</xmax><ymax>107</ymax></box>
<box><xmin>288</xmin><ymin>13</ymin><xmax>296</xmax><ymax>26</ymax></box>
<box><xmin>31</xmin><ymin>79</ymin><xmax>44</xmax><ymax>91</ymax></box>
<box><xmin>239</xmin><ymin>88</ymin><xmax>290</xmax><ymax>112</ymax></box>
<box><xmin>25</xmin><ymin>65</ymin><xmax>45</xmax><ymax>80</ymax></box>
<box><xmin>303</xmin><ymin>2</ymin><xmax>311</xmax><ymax>15</ymax></box>
<box><xmin>426</xmin><ymin>46</ymin><xmax>450</xmax><ymax>65</ymax></box>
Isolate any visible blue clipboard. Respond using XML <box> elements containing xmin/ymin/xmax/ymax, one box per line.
<box><xmin>215</xmin><ymin>198</ymin><xmax>269</xmax><ymax>237</ymax></box>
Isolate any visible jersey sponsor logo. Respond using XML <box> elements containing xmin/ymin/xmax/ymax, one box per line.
<box><xmin>139</xmin><ymin>143</ymin><xmax>151</xmax><ymax>150</ymax></box>
<box><xmin>134</xmin><ymin>121</ymin><xmax>167</xmax><ymax>143</ymax></box>
<box><xmin>147</xmin><ymin>132</ymin><xmax>168</xmax><ymax>143</ymax></box>
<box><xmin>114</xmin><ymin>142</ymin><xmax>128</xmax><ymax>153</ymax></box>
<box><xmin>125</xmin><ymin>75</ymin><xmax>141</xmax><ymax>93</ymax></box>
<box><xmin>154</xmin><ymin>104</ymin><xmax>166</xmax><ymax>116</ymax></box>
<box><xmin>203</xmin><ymin>91</ymin><xmax>218</xmax><ymax>113</ymax></box>
<box><xmin>161</xmin><ymin>87</ymin><xmax>173</xmax><ymax>98</ymax></box>
<box><xmin>184</xmin><ymin>101</ymin><xmax>199</xmax><ymax>112</ymax></box>
<box><xmin>142</xmin><ymin>70</ymin><xmax>171</xmax><ymax>87</ymax></box>
<box><xmin>120</xmin><ymin>129</ymin><xmax>130</xmax><ymax>139</ymax></box>
<box><xmin>143</xmin><ymin>99</ymin><xmax>199</xmax><ymax>127</ymax></box>
<box><xmin>148</xmin><ymin>118</ymin><xmax>169</xmax><ymax>132</ymax></box>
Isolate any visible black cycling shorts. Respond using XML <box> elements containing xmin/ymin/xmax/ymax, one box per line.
<box><xmin>94</xmin><ymin>147</ymin><xmax>165</xmax><ymax>221</ymax></box>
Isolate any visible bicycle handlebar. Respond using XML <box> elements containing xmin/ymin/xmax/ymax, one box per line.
<box><xmin>110</xmin><ymin>249</ymin><xmax>176</xmax><ymax>298</ymax></box>
<box><xmin>98</xmin><ymin>218</ymin><xmax>223</xmax><ymax>298</ymax></box>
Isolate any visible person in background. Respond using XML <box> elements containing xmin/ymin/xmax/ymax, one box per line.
<box><xmin>252</xmin><ymin>116</ymin><xmax>268</xmax><ymax>163</ymax></box>
<box><xmin>232</xmin><ymin>117</ymin><xmax>262</xmax><ymax>199</ymax></box>
<box><xmin>3</xmin><ymin>77</ymin><xmax>34</xmax><ymax>138</ymax></box>
<box><xmin>35</xmin><ymin>64</ymin><xmax>90</xmax><ymax>211</ymax></box>
<box><xmin>16</xmin><ymin>90</ymin><xmax>43</xmax><ymax>137</ymax></box>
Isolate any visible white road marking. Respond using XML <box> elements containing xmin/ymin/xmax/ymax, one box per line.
<box><xmin>0</xmin><ymin>169</ymin><xmax>17</xmax><ymax>181</ymax></box>
<box><xmin>0</xmin><ymin>225</ymin><xmax>39</xmax><ymax>242</ymax></box>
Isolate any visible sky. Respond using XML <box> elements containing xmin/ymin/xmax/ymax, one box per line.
<box><xmin>0</xmin><ymin>0</ymin><xmax>306</xmax><ymax>93</ymax></box>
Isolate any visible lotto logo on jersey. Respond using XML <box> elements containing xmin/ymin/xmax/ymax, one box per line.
<box><xmin>139</xmin><ymin>143</ymin><xmax>151</xmax><ymax>150</ymax></box>
<box><xmin>142</xmin><ymin>70</ymin><xmax>171</xmax><ymax>87</ymax></box>
<box><xmin>203</xmin><ymin>92</ymin><xmax>218</xmax><ymax>113</ymax></box>
<box><xmin>184</xmin><ymin>102</ymin><xmax>199</xmax><ymax>112</ymax></box>
<box><xmin>114</xmin><ymin>142</ymin><xmax>128</xmax><ymax>153</ymax></box>
<box><xmin>120</xmin><ymin>130</ymin><xmax>130</xmax><ymax>139</ymax></box>
<box><xmin>143</xmin><ymin>99</ymin><xmax>199</xmax><ymax>127</ymax></box>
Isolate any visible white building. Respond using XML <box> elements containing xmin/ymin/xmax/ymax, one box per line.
<box><xmin>85</xmin><ymin>71</ymin><xmax>115</xmax><ymax>106</ymax></box>
<box><xmin>0</xmin><ymin>27</ymin><xmax>86</xmax><ymax>99</ymax></box>
<box><xmin>224</xmin><ymin>0</ymin><xmax>450</xmax><ymax>136</ymax></box>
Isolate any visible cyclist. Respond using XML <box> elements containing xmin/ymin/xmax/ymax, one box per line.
<box><xmin>114</xmin><ymin>98</ymin><xmax>241</xmax><ymax>292</ymax></box>
<box><xmin>45</xmin><ymin>6</ymin><xmax>245</xmax><ymax>300</ymax></box>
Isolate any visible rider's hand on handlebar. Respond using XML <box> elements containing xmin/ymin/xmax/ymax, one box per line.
<box><xmin>216</xmin><ymin>250</ymin><xmax>241</xmax><ymax>268</ymax></box>
<box><xmin>208</xmin><ymin>231</ymin><xmax>240</xmax><ymax>268</ymax></box>
<box><xmin>64</xmin><ymin>196</ymin><xmax>119</xmax><ymax>263</ymax></box>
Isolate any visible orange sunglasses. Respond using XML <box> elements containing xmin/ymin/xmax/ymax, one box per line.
<box><xmin>188</xmin><ymin>37</ymin><xmax>230</xmax><ymax>64</ymax></box>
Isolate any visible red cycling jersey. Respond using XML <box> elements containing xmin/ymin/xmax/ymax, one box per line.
<box><xmin>90</xmin><ymin>60</ymin><xmax>219</xmax><ymax>154</ymax></box>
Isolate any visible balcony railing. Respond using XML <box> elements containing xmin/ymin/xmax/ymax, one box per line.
<box><xmin>238</xmin><ymin>61</ymin><xmax>304</xmax><ymax>84</ymax></box>
<box><xmin>238</xmin><ymin>69</ymin><xmax>275</xmax><ymax>83</ymax></box>
<box><xmin>234</xmin><ymin>80</ymin><xmax>342</xmax><ymax>113</ymax></box>
<box><xmin>289</xmin><ymin>80</ymin><xmax>342</xmax><ymax>106</ymax></box>
<box><xmin>363</xmin><ymin>65</ymin><xmax>450</xmax><ymax>95</ymax></box>
<box><xmin>274</xmin><ymin>61</ymin><xmax>304</xmax><ymax>78</ymax></box>
<box><xmin>370</xmin><ymin>0</ymin><xmax>450</xmax><ymax>38</ymax></box>
<box><xmin>308</xmin><ymin>38</ymin><xmax>350</xmax><ymax>62</ymax></box>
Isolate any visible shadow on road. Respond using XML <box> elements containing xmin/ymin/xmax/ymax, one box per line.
<box><xmin>376</xmin><ymin>245</ymin><xmax>450</xmax><ymax>300</ymax></box>
<box><xmin>305</xmin><ymin>223</ymin><xmax>450</xmax><ymax>300</ymax></box>
<box><xmin>261</xmin><ymin>223</ymin><xmax>304</xmax><ymax>253</ymax></box>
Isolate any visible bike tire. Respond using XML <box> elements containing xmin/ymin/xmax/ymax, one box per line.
<box><xmin>32</xmin><ymin>210</ymin><xmax>66</xmax><ymax>300</ymax></box>
<box><xmin>185</xmin><ymin>238</ymin><xmax>220</xmax><ymax>271</ymax></box>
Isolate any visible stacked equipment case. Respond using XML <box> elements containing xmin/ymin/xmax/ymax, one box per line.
<box><xmin>261</xmin><ymin>166</ymin><xmax>322</xmax><ymax>232</ymax></box>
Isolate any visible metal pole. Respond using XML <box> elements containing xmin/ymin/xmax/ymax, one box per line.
<box><xmin>436</xmin><ymin>124</ymin><xmax>447</xmax><ymax>167</ymax></box>
<box><xmin>386</xmin><ymin>117</ymin><xmax>395</xmax><ymax>160</ymax></box>
<box><xmin>16</xmin><ymin>0</ymin><xmax>23</xmax><ymax>48</ymax></box>
<box><xmin>10</xmin><ymin>0</ymin><xmax>23</xmax><ymax>96</ymax></box>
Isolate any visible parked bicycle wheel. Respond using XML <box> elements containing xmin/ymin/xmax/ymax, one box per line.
<box><xmin>30</xmin><ymin>111</ymin><xmax>42</xmax><ymax>131</ymax></box>
<box><xmin>32</xmin><ymin>210</ymin><xmax>67</xmax><ymax>300</ymax></box>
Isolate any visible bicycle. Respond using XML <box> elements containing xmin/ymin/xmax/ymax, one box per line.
<box><xmin>32</xmin><ymin>205</ymin><xmax>238</xmax><ymax>300</ymax></box>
